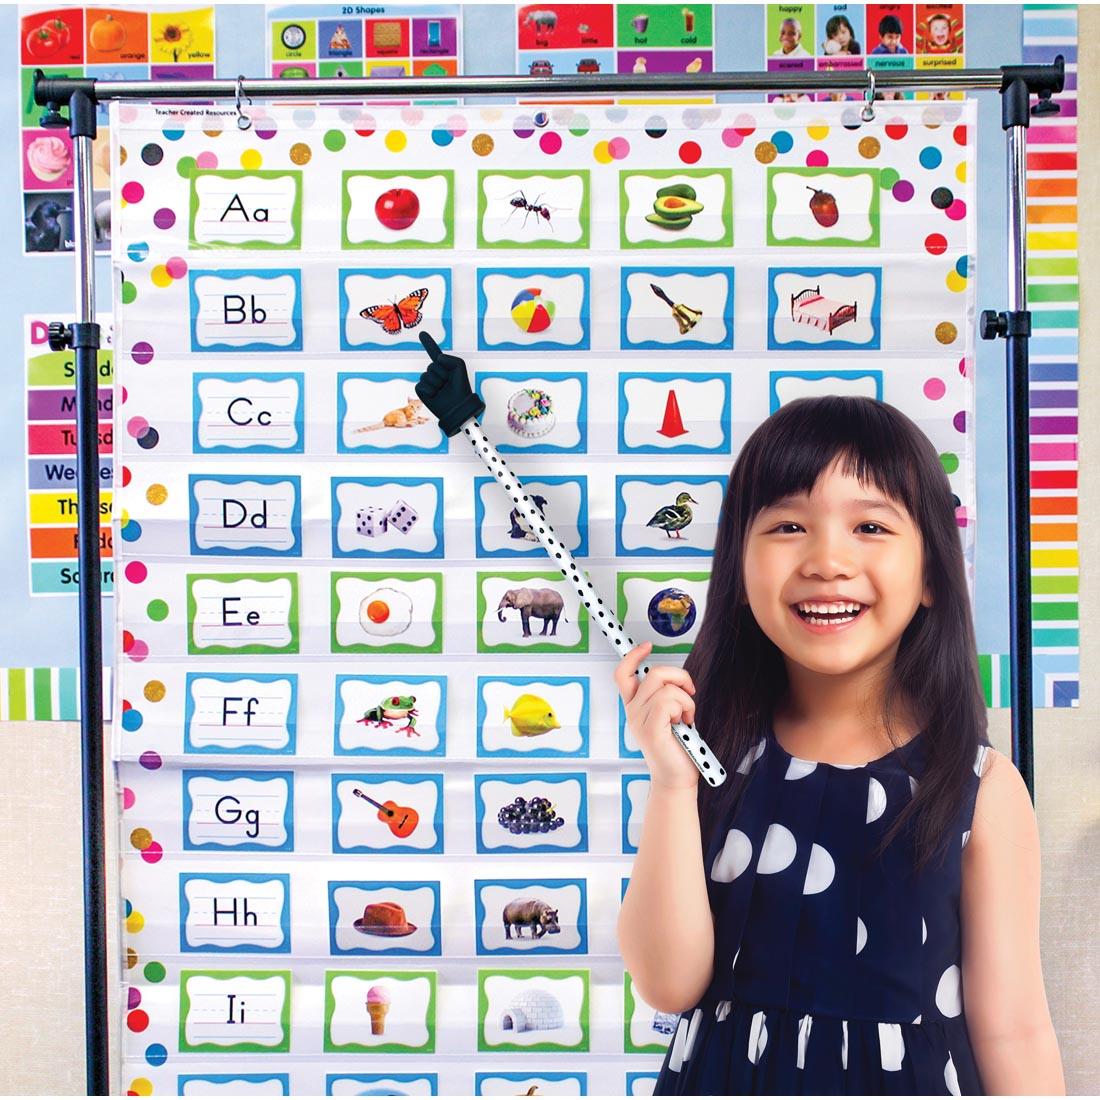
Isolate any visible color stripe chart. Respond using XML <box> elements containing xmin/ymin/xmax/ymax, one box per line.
<box><xmin>1019</xmin><ymin>4</ymin><xmax>1079</xmax><ymax>709</ymax></box>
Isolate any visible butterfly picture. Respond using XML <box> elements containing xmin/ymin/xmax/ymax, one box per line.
<box><xmin>360</xmin><ymin>288</ymin><xmax>430</xmax><ymax>335</ymax></box>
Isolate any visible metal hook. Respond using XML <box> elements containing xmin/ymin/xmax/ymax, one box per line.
<box><xmin>861</xmin><ymin>69</ymin><xmax>877</xmax><ymax>122</ymax></box>
<box><xmin>235</xmin><ymin>75</ymin><xmax>252</xmax><ymax>130</ymax></box>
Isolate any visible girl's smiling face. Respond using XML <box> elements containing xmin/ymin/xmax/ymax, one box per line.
<box><xmin>742</xmin><ymin>455</ymin><xmax>932</xmax><ymax>685</ymax></box>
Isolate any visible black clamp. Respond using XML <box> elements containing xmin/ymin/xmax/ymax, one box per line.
<box><xmin>48</xmin><ymin>322</ymin><xmax>102</xmax><ymax>352</ymax></box>
<box><xmin>979</xmin><ymin>310</ymin><xmax>1031</xmax><ymax>341</ymax></box>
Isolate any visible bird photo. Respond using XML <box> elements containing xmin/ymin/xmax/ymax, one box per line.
<box><xmin>645</xmin><ymin>491</ymin><xmax>699</xmax><ymax>539</ymax></box>
<box><xmin>24</xmin><ymin>196</ymin><xmax>71</xmax><ymax>252</ymax></box>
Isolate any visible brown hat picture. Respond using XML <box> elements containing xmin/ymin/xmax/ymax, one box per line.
<box><xmin>354</xmin><ymin>900</ymin><xmax>417</xmax><ymax>937</ymax></box>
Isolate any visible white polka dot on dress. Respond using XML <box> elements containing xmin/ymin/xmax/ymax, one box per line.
<box><xmin>879</xmin><ymin>1022</ymin><xmax>906</xmax><ymax>1071</ymax></box>
<box><xmin>785</xmin><ymin>757</ymin><xmax>817</xmax><ymax>780</ymax></box>
<box><xmin>935</xmin><ymin>963</ymin><xmax>963</xmax><ymax>1017</ymax></box>
<box><xmin>737</xmin><ymin>738</ymin><xmax>767</xmax><ymax>774</ymax></box>
<box><xmin>945</xmin><ymin>1050</ymin><xmax>961</xmax><ymax>1095</ymax></box>
<box><xmin>684</xmin><ymin>1007</ymin><xmax>702</xmax><ymax>1062</ymax></box>
<box><xmin>974</xmin><ymin>744</ymin><xmax>989</xmax><ymax>777</ymax></box>
<box><xmin>758</xmin><ymin>823</ymin><xmax>797</xmax><ymax>874</ymax></box>
<box><xmin>668</xmin><ymin>1014</ymin><xmax>690</xmax><ymax>1072</ymax></box>
<box><xmin>711</xmin><ymin>827</ymin><xmax>753</xmax><ymax>882</ymax></box>
<box><xmin>867</xmin><ymin>776</ymin><xmax>887</xmax><ymax>822</ymax></box>
<box><xmin>802</xmin><ymin>843</ymin><xmax>835</xmax><ymax>894</ymax></box>
<box><xmin>796</xmin><ymin>1013</ymin><xmax>813</xmax><ymax>1069</ymax></box>
<box><xmin>748</xmin><ymin>1010</ymin><xmax>768</xmax><ymax>1064</ymax></box>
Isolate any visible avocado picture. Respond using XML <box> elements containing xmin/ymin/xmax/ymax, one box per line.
<box><xmin>656</xmin><ymin>182</ymin><xmax>698</xmax><ymax>201</ymax></box>
<box><xmin>645</xmin><ymin>184</ymin><xmax>705</xmax><ymax>231</ymax></box>
<box><xmin>646</xmin><ymin>211</ymin><xmax>694</xmax><ymax>230</ymax></box>
<box><xmin>653</xmin><ymin>194</ymin><xmax>703</xmax><ymax>218</ymax></box>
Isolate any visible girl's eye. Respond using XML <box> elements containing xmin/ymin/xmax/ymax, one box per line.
<box><xmin>770</xmin><ymin>522</ymin><xmax>888</xmax><ymax>535</ymax></box>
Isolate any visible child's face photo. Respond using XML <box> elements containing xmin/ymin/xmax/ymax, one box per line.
<box><xmin>880</xmin><ymin>31</ymin><xmax>902</xmax><ymax>51</ymax></box>
<box><xmin>929</xmin><ymin>14</ymin><xmax>950</xmax><ymax>45</ymax></box>
<box><xmin>742</xmin><ymin>456</ymin><xmax>930</xmax><ymax>683</ymax></box>
<box><xmin>779</xmin><ymin>19</ymin><xmax>801</xmax><ymax>52</ymax></box>
<box><xmin>832</xmin><ymin>22</ymin><xmax>852</xmax><ymax>49</ymax></box>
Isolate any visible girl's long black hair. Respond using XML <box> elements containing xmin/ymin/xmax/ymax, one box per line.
<box><xmin>687</xmin><ymin>395</ymin><xmax>988</xmax><ymax>873</ymax></box>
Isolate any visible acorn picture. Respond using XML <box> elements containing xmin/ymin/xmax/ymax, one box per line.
<box><xmin>807</xmin><ymin>185</ymin><xmax>839</xmax><ymax>228</ymax></box>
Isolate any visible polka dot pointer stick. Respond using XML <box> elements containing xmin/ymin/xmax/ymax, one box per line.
<box><xmin>415</xmin><ymin>332</ymin><xmax>727</xmax><ymax>788</ymax></box>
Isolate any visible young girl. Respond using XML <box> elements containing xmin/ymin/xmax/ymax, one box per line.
<box><xmin>616</xmin><ymin>396</ymin><xmax>1064</xmax><ymax>1094</ymax></box>
<box><xmin>823</xmin><ymin>14</ymin><xmax>862</xmax><ymax>56</ymax></box>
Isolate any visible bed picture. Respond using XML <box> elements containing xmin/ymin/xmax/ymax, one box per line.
<box><xmin>790</xmin><ymin>285</ymin><xmax>858</xmax><ymax>334</ymax></box>
<box><xmin>768</xmin><ymin>267</ymin><xmax>881</xmax><ymax>351</ymax></box>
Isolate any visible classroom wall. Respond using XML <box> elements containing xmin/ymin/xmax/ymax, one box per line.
<box><xmin>0</xmin><ymin>4</ymin><xmax>1096</xmax><ymax>1094</ymax></box>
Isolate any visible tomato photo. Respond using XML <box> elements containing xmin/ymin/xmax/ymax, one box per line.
<box><xmin>20</xmin><ymin>9</ymin><xmax>83</xmax><ymax>65</ymax></box>
<box><xmin>26</xmin><ymin>23</ymin><xmax>62</xmax><ymax>61</ymax></box>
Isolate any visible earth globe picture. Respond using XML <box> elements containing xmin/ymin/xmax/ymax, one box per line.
<box><xmin>646</xmin><ymin>586</ymin><xmax>697</xmax><ymax>637</ymax></box>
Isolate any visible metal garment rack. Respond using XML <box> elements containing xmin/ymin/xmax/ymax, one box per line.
<box><xmin>33</xmin><ymin>61</ymin><xmax>1063</xmax><ymax>1095</ymax></box>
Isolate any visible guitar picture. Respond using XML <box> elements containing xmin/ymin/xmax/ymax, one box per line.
<box><xmin>352</xmin><ymin>786</ymin><xmax>420</xmax><ymax>838</ymax></box>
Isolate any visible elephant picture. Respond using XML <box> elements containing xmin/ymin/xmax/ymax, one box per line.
<box><xmin>496</xmin><ymin>586</ymin><xmax>566</xmax><ymax>637</ymax></box>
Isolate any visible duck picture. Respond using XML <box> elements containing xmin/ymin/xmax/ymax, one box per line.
<box><xmin>645</xmin><ymin>492</ymin><xmax>699</xmax><ymax>539</ymax></box>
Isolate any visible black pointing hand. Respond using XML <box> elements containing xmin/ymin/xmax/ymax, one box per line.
<box><xmin>415</xmin><ymin>332</ymin><xmax>486</xmax><ymax>437</ymax></box>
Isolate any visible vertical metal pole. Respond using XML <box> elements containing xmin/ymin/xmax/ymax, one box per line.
<box><xmin>1004</xmin><ymin>80</ymin><xmax>1036</xmax><ymax>795</ymax></box>
<box><xmin>70</xmin><ymin>87</ymin><xmax>110</xmax><ymax>1096</ymax></box>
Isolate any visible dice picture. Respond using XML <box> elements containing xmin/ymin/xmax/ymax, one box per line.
<box><xmin>356</xmin><ymin>506</ymin><xmax>389</xmax><ymax>538</ymax></box>
<box><xmin>386</xmin><ymin>498</ymin><xmax>419</xmax><ymax>535</ymax></box>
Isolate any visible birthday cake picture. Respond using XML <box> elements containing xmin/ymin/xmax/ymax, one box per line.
<box><xmin>506</xmin><ymin>387</ymin><xmax>556</xmax><ymax>438</ymax></box>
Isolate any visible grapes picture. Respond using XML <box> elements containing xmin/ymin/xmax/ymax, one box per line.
<box><xmin>496</xmin><ymin>794</ymin><xmax>566</xmax><ymax>835</ymax></box>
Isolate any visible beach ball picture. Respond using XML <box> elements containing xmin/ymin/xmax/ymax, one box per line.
<box><xmin>510</xmin><ymin>287</ymin><xmax>556</xmax><ymax>334</ymax></box>
<box><xmin>647</xmin><ymin>587</ymin><xmax>697</xmax><ymax>637</ymax></box>
<box><xmin>359</xmin><ymin>586</ymin><xmax>414</xmax><ymax>637</ymax></box>
<box><xmin>375</xmin><ymin>187</ymin><xmax>420</xmax><ymax>230</ymax></box>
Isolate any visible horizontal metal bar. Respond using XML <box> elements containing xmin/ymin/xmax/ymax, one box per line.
<box><xmin>64</xmin><ymin>68</ymin><xmax>1008</xmax><ymax>102</ymax></box>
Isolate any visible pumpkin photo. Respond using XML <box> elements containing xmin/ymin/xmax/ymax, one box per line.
<box><xmin>89</xmin><ymin>14</ymin><xmax>126</xmax><ymax>52</ymax></box>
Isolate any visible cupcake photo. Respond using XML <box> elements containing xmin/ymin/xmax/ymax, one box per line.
<box><xmin>23</xmin><ymin>132</ymin><xmax>73</xmax><ymax>189</ymax></box>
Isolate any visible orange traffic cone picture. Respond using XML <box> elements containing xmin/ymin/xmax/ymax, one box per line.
<box><xmin>657</xmin><ymin>388</ymin><xmax>687</xmax><ymax>438</ymax></box>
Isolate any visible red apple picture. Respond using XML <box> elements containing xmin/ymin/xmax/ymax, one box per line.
<box><xmin>375</xmin><ymin>187</ymin><xmax>420</xmax><ymax>231</ymax></box>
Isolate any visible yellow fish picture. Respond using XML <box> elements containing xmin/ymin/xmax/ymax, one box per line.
<box><xmin>503</xmin><ymin>693</ymin><xmax>561</xmax><ymax>737</ymax></box>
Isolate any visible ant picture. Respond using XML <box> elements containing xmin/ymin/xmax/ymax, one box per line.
<box><xmin>504</xmin><ymin>190</ymin><xmax>561</xmax><ymax>233</ymax></box>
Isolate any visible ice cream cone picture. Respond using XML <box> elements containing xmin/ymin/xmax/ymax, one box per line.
<box><xmin>657</xmin><ymin>389</ymin><xmax>688</xmax><ymax>438</ymax></box>
<box><xmin>366</xmin><ymin>984</ymin><xmax>391</xmax><ymax>1035</ymax></box>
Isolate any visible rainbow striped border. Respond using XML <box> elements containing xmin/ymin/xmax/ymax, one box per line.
<box><xmin>0</xmin><ymin>667</ymin><xmax>113</xmax><ymax>722</ymax></box>
<box><xmin>1014</xmin><ymin>4</ymin><xmax>1080</xmax><ymax>708</ymax></box>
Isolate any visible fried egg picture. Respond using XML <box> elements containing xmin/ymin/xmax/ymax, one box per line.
<box><xmin>359</xmin><ymin>587</ymin><xmax>413</xmax><ymax>637</ymax></box>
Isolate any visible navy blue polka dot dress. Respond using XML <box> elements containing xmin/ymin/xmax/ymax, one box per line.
<box><xmin>653</xmin><ymin>724</ymin><xmax>991</xmax><ymax>1096</ymax></box>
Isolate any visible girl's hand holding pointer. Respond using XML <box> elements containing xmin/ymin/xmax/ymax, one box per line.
<box><xmin>614</xmin><ymin>641</ymin><xmax>701</xmax><ymax>791</ymax></box>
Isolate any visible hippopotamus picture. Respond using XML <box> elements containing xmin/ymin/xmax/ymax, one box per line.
<box><xmin>503</xmin><ymin>897</ymin><xmax>561</xmax><ymax>939</ymax></box>
<box><xmin>496</xmin><ymin>586</ymin><xmax>566</xmax><ymax>637</ymax></box>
